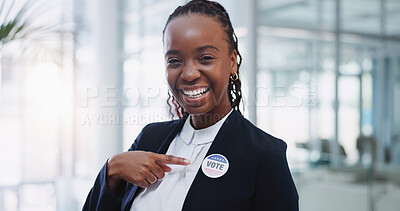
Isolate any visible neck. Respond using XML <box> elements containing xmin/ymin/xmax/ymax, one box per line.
<box><xmin>190</xmin><ymin>106</ymin><xmax>232</xmax><ymax>129</ymax></box>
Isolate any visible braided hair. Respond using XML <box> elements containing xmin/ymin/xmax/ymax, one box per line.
<box><xmin>163</xmin><ymin>0</ymin><xmax>243</xmax><ymax>119</ymax></box>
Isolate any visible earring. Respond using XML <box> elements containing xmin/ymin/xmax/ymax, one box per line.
<box><xmin>230</xmin><ymin>72</ymin><xmax>239</xmax><ymax>81</ymax></box>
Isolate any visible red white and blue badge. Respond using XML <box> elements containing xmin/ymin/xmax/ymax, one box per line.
<box><xmin>201</xmin><ymin>154</ymin><xmax>229</xmax><ymax>178</ymax></box>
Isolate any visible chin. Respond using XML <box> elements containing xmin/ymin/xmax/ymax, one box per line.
<box><xmin>182</xmin><ymin>105</ymin><xmax>213</xmax><ymax>116</ymax></box>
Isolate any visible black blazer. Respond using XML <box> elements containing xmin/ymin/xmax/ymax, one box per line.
<box><xmin>83</xmin><ymin>110</ymin><xmax>299</xmax><ymax>211</ymax></box>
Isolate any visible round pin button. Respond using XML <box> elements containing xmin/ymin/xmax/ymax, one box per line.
<box><xmin>201</xmin><ymin>154</ymin><xmax>229</xmax><ymax>178</ymax></box>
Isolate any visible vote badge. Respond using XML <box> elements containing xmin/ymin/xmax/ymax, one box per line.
<box><xmin>201</xmin><ymin>154</ymin><xmax>229</xmax><ymax>178</ymax></box>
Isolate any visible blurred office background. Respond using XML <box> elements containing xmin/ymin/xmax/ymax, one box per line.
<box><xmin>1</xmin><ymin>0</ymin><xmax>400</xmax><ymax>210</ymax></box>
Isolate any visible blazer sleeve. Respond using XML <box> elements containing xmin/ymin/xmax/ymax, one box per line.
<box><xmin>254</xmin><ymin>140</ymin><xmax>299</xmax><ymax>211</ymax></box>
<box><xmin>82</xmin><ymin>130</ymin><xmax>143</xmax><ymax>211</ymax></box>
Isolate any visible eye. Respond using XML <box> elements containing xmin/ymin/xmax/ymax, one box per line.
<box><xmin>167</xmin><ymin>58</ymin><xmax>181</xmax><ymax>64</ymax></box>
<box><xmin>199</xmin><ymin>56</ymin><xmax>214</xmax><ymax>62</ymax></box>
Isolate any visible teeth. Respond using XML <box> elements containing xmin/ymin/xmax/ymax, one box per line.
<box><xmin>183</xmin><ymin>87</ymin><xmax>208</xmax><ymax>98</ymax></box>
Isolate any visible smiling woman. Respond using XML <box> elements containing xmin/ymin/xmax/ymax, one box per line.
<box><xmin>164</xmin><ymin>14</ymin><xmax>236</xmax><ymax>129</ymax></box>
<box><xmin>83</xmin><ymin>1</ymin><xmax>298</xmax><ymax>211</ymax></box>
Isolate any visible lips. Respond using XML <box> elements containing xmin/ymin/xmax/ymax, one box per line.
<box><xmin>182</xmin><ymin>87</ymin><xmax>210</xmax><ymax>98</ymax></box>
<box><xmin>179</xmin><ymin>86</ymin><xmax>211</xmax><ymax>104</ymax></box>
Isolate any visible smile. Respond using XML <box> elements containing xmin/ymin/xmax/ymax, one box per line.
<box><xmin>182</xmin><ymin>87</ymin><xmax>210</xmax><ymax>99</ymax></box>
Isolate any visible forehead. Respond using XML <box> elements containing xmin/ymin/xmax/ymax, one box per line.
<box><xmin>163</xmin><ymin>14</ymin><xmax>228</xmax><ymax>51</ymax></box>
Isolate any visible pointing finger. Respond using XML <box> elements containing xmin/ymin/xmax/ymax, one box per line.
<box><xmin>154</xmin><ymin>154</ymin><xmax>191</xmax><ymax>165</ymax></box>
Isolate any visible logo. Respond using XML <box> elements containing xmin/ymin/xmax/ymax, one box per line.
<box><xmin>201</xmin><ymin>154</ymin><xmax>229</xmax><ymax>178</ymax></box>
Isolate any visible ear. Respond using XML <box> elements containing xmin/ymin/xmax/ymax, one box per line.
<box><xmin>230</xmin><ymin>49</ymin><xmax>238</xmax><ymax>74</ymax></box>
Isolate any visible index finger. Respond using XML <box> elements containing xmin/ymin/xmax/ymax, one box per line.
<box><xmin>153</xmin><ymin>154</ymin><xmax>191</xmax><ymax>165</ymax></box>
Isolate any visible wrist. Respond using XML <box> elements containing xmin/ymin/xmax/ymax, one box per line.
<box><xmin>106</xmin><ymin>155</ymin><xmax>124</xmax><ymax>195</ymax></box>
<box><xmin>107</xmin><ymin>155</ymin><xmax>121</xmax><ymax>181</ymax></box>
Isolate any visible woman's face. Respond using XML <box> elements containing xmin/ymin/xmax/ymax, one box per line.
<box><xmin>164</xmin><ymin>14</ymin><xmax>237</xmax><ymax>117</ymax></box>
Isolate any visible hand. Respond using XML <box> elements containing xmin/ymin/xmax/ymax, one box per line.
<box><xmin>106</xmin><ymin>151</ymin><xmax>191</xmax><ymax>194</ymax></box>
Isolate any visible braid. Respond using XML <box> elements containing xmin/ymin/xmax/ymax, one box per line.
<box><xmin>167</xmin><ymin>91</ymin><xmax>186</xmax><ymax>119</ymax></box>
<box><xmin>164</xmin><ymin>0</ymin><xmax>243</xmax><ymax>119</ymax></box>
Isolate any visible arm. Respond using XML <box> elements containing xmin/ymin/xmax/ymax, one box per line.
<box><xmin>82</xmin><ymin>160</ymin><xmax>125</xmax><ymax>211</ymax></box>
<box><xmin>254</xmin><ymin>140</ymin><xmax>299</xmax><ymax>211</ymax></box>
<box><xmin>82</xmin><ymin>127</ymin><xmax>190</xmax><ymax>211</ymax></box>
<box><xmin>82</xmin><ymin>140</ymin><xmax>140</xmax><ymax>211</ymax></box>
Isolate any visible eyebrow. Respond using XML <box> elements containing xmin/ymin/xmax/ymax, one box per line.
<box><xmin>196</xmin><ymin>45</ymin><xmax>219</xmax><ymax>53</ymax></box>
<box><xmin>165</xmin><ymin>45</ymin><xmax>219</xmax><ymax>58</ymax></box>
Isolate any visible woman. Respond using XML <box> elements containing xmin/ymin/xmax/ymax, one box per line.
<box><xmin>83</xmin><ymin>0</ymin><xmax>298</xmax><ymax>210</ymax></box>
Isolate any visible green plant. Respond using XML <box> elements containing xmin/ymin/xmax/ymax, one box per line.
<box><xmin>0</xmin><ymin>0</ymin><xmax>62</xmax><ymax>63</ymax></box>
<box><xmin>1</xmin><ymin>1</ymin><xmax>23</xmax><ymax>45</ymax></box>
<box><xmin>1</xmin><ymin>0</ymin><xmax>33</xmax><ymax>45</ymax></box>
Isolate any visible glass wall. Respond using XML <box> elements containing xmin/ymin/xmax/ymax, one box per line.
<box><xmin>255</xmin><ymin>0</ymin><xmax>400</xmax><ymax>210</ymax></box>
<box><xmin>0</xmin><ymin>0</ymin><xmax>74</xmax><ymax>210</ymax></box>
<box><xmin>1</xmin><ymin>0</ymin><xmax>399</xmax><ymax>210</ymax></box>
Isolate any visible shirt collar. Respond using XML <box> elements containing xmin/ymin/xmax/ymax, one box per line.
<box><xmin>179</xmin><ymin>109</ymin><xmax>233</xmax><ymax>145</ymax></box>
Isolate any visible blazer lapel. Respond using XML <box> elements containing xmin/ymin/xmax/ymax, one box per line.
<box><xmin>157</xmin><ymin>115</ymin><xmax>188</xmax><ymax>154</ymax></box>
<box><xmin>181</xmin><ymin>110</ymin><xmax>241</xmax><ymax>210</ymax></box>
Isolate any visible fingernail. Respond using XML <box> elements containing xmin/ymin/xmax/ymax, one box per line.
<box><xmin>184</xmin><ymin>158</ymin><xmax>191</xmax><ymax>164</ymax></box>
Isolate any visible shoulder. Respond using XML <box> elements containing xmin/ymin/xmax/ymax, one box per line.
<box><xmin>232</xmin><ymin>111</ymin><xmax>287</xmax><ymax>153</ymax></box>
<box><xmin>235</xmin><ymin>115</ymin><xmax>290</xmax><ymax>177</ymax></box>
<box><xmin>228</xmin><ymin>111</ymin><xmax>298</xmax><ymax>205</ymax></box>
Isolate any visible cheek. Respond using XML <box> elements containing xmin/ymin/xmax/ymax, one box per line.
<box><xmin>166</xmin><ymin>70</ymin><xmax>178</xmax><ymax>91</ymax></box>
<box><xmin>213</xmin><ymin>66</ymin><xmax>231</xmax><ymax>97</ymax></box>
<box><xmin>208</xmin><ymin>75</ymin><xmax>228</xmax><ymax>100</ymax></box>
<box><xmin>214</xmin><ymin>64</ymin><xmax>231</xmax><ymax>88</ymax></box>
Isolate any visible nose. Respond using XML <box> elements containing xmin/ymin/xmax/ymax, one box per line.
<box><xmin>180</xmin><ymin>62</ymin><xmax>201</xmax><ymax>82</ymax></box>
